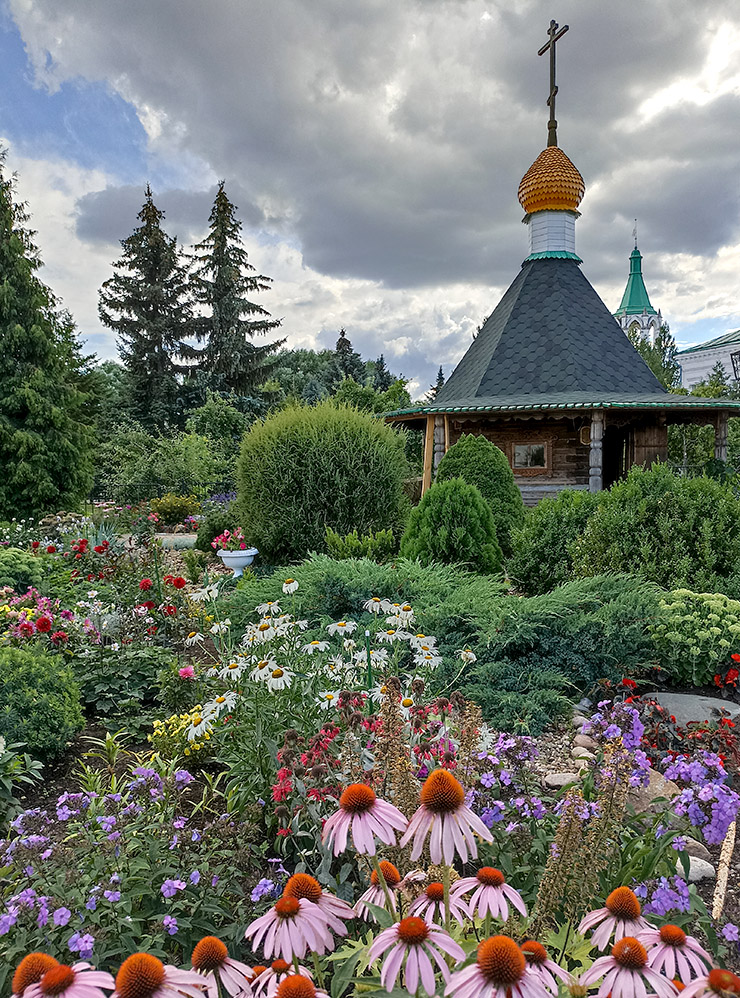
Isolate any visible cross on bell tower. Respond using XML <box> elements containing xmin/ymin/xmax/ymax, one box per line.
<box><xmin>538</xmin><ymin>19</ymin><xmax>569</xmax><ymax>147</ymax></box>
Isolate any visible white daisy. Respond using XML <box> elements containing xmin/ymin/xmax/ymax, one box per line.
<box><xmin>302</xmin><ymin>640</ymin><xmax>330</xmax><ymax>654</ymax></box>
<box><xmin>327</xmin><ymin>620</ymin><xmax>358</xmax><ymax>636</ymax></box>
<box><xmin>219</xmin><ymin>659</ymin><xmax>247</xmax><ymax>680</ymax></box>
<box><xmin>410</xmin><ymin>634</ymin><xmax>437</xmax><ymax>652</ymax></box>
<box><xmin>363</xmin><ymin>597</ymin><xmax>391</xmax><ymax>614</ymax></box>
<box><xmin>267</xmin><ymin>667</ymin><xmax>294</xmax><ymax>691</ymax></box>
<box><xmin>317</xmin><ymin>691</ymin><xmax>339</xmax><ymax>710</ymax></box>
<box><xmin>209</xmin><ymin>619</ymin><xmax>231</xmax><ymax>635</ymax></box>
<box><xmin>256</xmin><ymin>601</ymin><xmax>282</xmax><ymax>616</ymax></box>
<box><xmin>250</xmin><ymin>658</ymin><xmax>275</xmax><ymax>681</ymax></box>
<box><xmin>282</xmin><ymin>579</ymin><xmax>299</xmax><ymax>594</ymax></box>
<box><xmin>189</xmin><ymin>584</ymin><xmax>220</xmax><ymax>603</ymax></box>
<box><xmin>254</xmin><ymin>620</ymin><xmax>276</xmax><ymax>642</ymax></box>
<box><xmin>377</xmin><ymin>628</ymin><xmax>408</xmax><ymax>644</ymax></box>
<box><xmin>343</xmin><ymin>638</ymin><xmax>357</xmax><ymax>652</ymax></box>
<box><xmin>188</xmin><ymin>711</ymin><xmax>214</xmax><ymax>741</ymax></box>
<box><xmin>204</xmin><ymin>691</ymin><xmax>239</xmax><ymax>717</ymax></box>
<box><xmin>458</xmin><ymin>648</ymin><xmax>477</xmax><ymax>664</ymax></box>
<box><xmin>415</xmin><ymin>652</ymin><xmax>443</xmax><ymax>670</ymax></box>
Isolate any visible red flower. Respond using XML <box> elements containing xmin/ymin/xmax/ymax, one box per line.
<box><xmin>46</xmin><ymin>545</ymin><xmax>56</xmax><ymax>554</ymax></box>
<box><xmin>276</xmin><ymin>828</ymin><xmax>292</xmax><ymax>837</ymax></box>
<box><xmin>87</xmin><ymin>574</ymin><xmax>95</xmax><ymax>582</ymax></box>
<box><xmin>141</xmin><ymin>600</ymin><xmax>155</xmax><ymax>611</ymax></box>
<box><xmin>621</xmin><ymin>677</ymin><xmax>637</xmax><ymax>689</ymax></box>
<box><xmin>146</xmin><ymin>625</ymin><xmax>158</xmax><ymax>635</ymax></box>
<box><xmin>51</xmin><ymin>630</ymin><xmax>68</xmax><ymax>644</ymax></box>
<box><xmin>732</xmin><ymin>654</ymin><xmax>740</xmax><ymax>663</ymax></box>
<box><xmin>714</xmin><ymin>674</ymin><xmax>723</xmax><ymax>687</ymax></box>
<box><xmin>727</xmin><ymin>668</ymin><xmax>739</xmax><ymax>684</ymax></box>
<box><xmin>31</xmin><ymin>541</ymin><xmax>40</xmax><ymax>550</ymax></box>
<box><xmin>162</xmin><ymin>604</ymin><xmax>177</xmax><ymax>616</ymax></box>
<box><xmin>35</xmin><ymin>616</ymin><xmax>52</xmax><ymax>633</ymax></box>
<box><xmin>18</xmin><ymin>621</ymin><xmax>34</xmax><ymax>637</ymax></box>
<box><xmin>139</xmin><ymin>578</ymin><xmax>153</xmax><ymax>591</ymax></box>
<box><xmin>163</xmin><ymin>575</ymin><xmax>174</xmax><ymax>585</ymax></box>
<box><xmin>93</xmin><ymin>545</ymin><xmax>105</xmax><ymax>554</ymax></box>
<box><xmin>172</xmin><ymin>577</ymin><xmax>187</xmax><ymax>590</ymax></box>
<box><xmin>720</xmin><ymin>718</ymin><xmax>736</xmax><ymax>728</ymax></box>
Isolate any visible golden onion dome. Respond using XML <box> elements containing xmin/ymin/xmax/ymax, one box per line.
<box><xmin>517</xmin><ymin>146</ymin><xmax>585</xmax><ymax>214</ymax></box>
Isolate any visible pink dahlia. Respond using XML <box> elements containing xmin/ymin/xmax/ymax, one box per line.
<box><xmin>191</xmin><ymin>937</ymin><xmax>253</xmax><ymax>998</ymax></box>
<box><xmin>369</xmin><ymin>916</ymin><xmax>464</xmax><ymax>997</ymax></box>
<box><xmin>580</xmin><ymin>937</ymin><xmax>677</xmax><ymax>998</ymax></box>
<box><xmin>451</xmin><ymin>867</ymin><xmax>527</xmax><ymax>923</ymax></box>
<box><xmin>24</xmin><ymin>963</ymin><xmax>115</xmax><ymax>998</ymax></box>
<box><xmin>445</xmin><ymin>935</ymin><xmax>549</xmax><ymax>998</ymax></box>
<box><xmin>578</xmin><ymin>887</ymin><xmax>649</xmax><ymax>951</ymax></box>
<box><xmin>283</xmin><ymin>874</ymin><xmax>354</xmax><ymax>937</ymax></box>
<box><xmin>520</xmin><ymin>942</ymin><xmax>570</xmax><ymax>996</ymax></box>
<box><xmin>244</xmin><ymin>896</ymin><xmax>333</xmax><ymax>961</ymax></box>
<box><xmin>638</xmin><ymin>924</ymin><xmax>712</xmax><ymax>983</ymax></box>
<box><xmin>113</xmin><ymin>955</ymin><xmax>206</xmax><ymax>998</ymax></box>
<box><xmin>252</xmin><ymin>961</ymin><xmax>313</xmax><ymax>998</ymax></box>
<box><xmin>321</xmin><ymin>784</ymin><xmax>408</xmax><ymax>856</ymax></box>
<box><xmin>409</xmin><ymin>882</ymin><xmax>469</xmax><ymax>926</ymax></box>
<box><xmin>399</xmin><ymin>769</ymin><xmax>492</xmax><ymax>865</ymax></box>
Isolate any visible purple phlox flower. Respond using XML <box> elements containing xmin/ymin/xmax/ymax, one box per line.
<box><xmin>191</xmin><ymin>830</ymin><xmax>201</xmax><ymax>842</ymax></box>
<box><xmin>480</xmin><ymin>771</ymin><xmax>497</xmax><ymax>789</ymax></box>
<box><xmin>500</xmin><ymin>770</ymin><xmax>512</xmax><ymax>786</ymax></box>
<box><xmin>161</xmin><ymin>878</ymin><xmax>186</xmax><ymax>898</ymax></box>
<box><xmin>103</xmin><ymin>890</ymin><xmax>121</xmax><ymax>902</ymax></box>
<box><xmin>0</xmin><ymin>909</ymin><xmax>19</xmax><ymax>934</ymax></box>
<box><xmin>174</xmin><ymin>769</ymin><xmax>194</xmax><ymax>786</ymax></box>
<box><xmin>96</xmin><ymin>815</ymin><xmax>116</xmax><ymax>833</ymax></box>
<box><xmin>189</xmin><ymin>870</ymin><xmax>201</xmax><ymax>885</ymax></box>
<box><xmin>86</xmin><ymin>897</ymin><xmax>97</xmax><ymax>911</ymax></box>
<box><xmin>169</xmin><ymin>835</ymin><xmax>179</xmax><ymax>850</ymax></box>
<box><xmin>53</xmin><ymin>906</ymin><xmax>72</xmax><ymax>926</ymax></box>
<box><xmin>163</xmin><ymin>914</ymin><xmax>178</xmax><ymax>935</ymax></box>
<box><xmin>106</xmin><ymin>792</ymin><xmax>122</xmax><ymax>803</ymax></box>
<box><xmin>267</xmin><ymin>857</ymin><xmax>289</xmax><ymax>875</ymax></box>
<box><xmin>109</xmin><ymin>873</ymin><xmax>120</xmax><ymax>883</ymax></box>
<box><xmin>37</xmin><ymin>905</ymin><xmax>49</xmax><ymax>927</ymax></box>
<box><xmin>672</xmin><ymin>836</ymin><xmax>687</xmax><ymax>851</ymax></box>
<box><xmin>14</xmin><ymin>887</ymin><xmax>37</xmax><ymax>907</ymax></box>
<box><xmin>173</xmin><ymin>816</ymin><xmax>187</xmax><ymax>829</ymax></box>
<box><xmin>251</xmin><ymin>878</ymin><xmax>276</xmax><ymax>902</ymax></box>
<box><xmin>107</xmin><ymin>831</ymin><xmax>120</xmax><ymax>842</ymax></box>
<box><xmin>68</xmin><ymin>931</ymin><xmax>95</xmax><ymax>959</ymax></box>
<box><xmin>211</xmin><ymin>875</ymin><xmax>219</xmax><ymax>887</ymax></box>
<box><xmin>722</xmin><ymin>923</ymin><xmax>740</xmax><ymax>942</ymax></box>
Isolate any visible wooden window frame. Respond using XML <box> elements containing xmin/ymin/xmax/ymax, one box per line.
<box><xmin>507</xmin><ymin>439</ymin><xmax>553</xmax><ymax>477</ymax></box>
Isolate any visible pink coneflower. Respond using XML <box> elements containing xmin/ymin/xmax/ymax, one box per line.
<box><xmin>578</xmin><ymin>887</ymin><xmax>649</xmax><ymax>951</ymax></box>
<box><xmin>12</xmin><ymin>954</ymin><xmax>60</xmax><ymax>998</ymax></box>
<box><xmin>451</xmin><ymin>867</ymin><xmax>527</xmax><ymax>923</ymax></box>
<box><xmin>191</xmin><ymin>937</ymin><xmax>253</xmax><ymax>998</ymax></box>
<box><xmin>355</xmin><ymin>861</ymin><xmax>402</xmax><ymax>920</ymax></box>
<box><xmin>24</xmin><ymin>962</ymin><xmax>115</xmax><ymax>998</ymax></box>
<box><xmin>368</xmin><ymin>915</ymin><xmax>465</xmax><ymax>996</ymax></box>
<box><xmin>245</xmin><ymin>896</ymin><xmax>334</xmax><ymax>961</ymax></box>
<box><xmin>520</xmin><ymin>942</ymin><xmax>570</xmax><ymax>996</ymax></box>
<box><xmin>274</xmin><ymin>975</ymin><xmax>327</xmax><ymax>998</ymax></box>
<box><xmin>400</xmin><ymin>769</ymin><xmax>492</xmax><ymax>864</ymax></box>
<box><xmin>321</xmin><ymin>784</ymin><xmax>408</xmax><ymax>856</ymax></box>
<box><xmin>283</xmin><ymin>874</ymin><xmax>354</xmax><ymax>936</ymax></box>
<box><xmin>681</xmin><ymin>970</ymin><xmax>740</xmax><ymax>998</ymax></box>
<box><xmin>638</xmin><ymin>924</ymin><xmax>712</xmax><ymax>983</ymax></box>
<box><xmin>445</xmin><ymin>935</ymin><xmax>548</xmax><ymax>998</ymax></box>
<box><xmin>409</xmin><ymin>882</ymin><xmax>469</xmax><ymax>925</ymax></box>
<box><xmin>113</xmin><ymin>955</ymin><xmax>205</xmax><ymax>998</ymax></box>
<box><xmin>581</xmin><ymin>937</ymin><xmax>677</xmax><ymax>998</ymax></box>
<box><xmin>252</xmin><ymin>960</ymin><xmax>313</xmax><ymax>998</ymax></box>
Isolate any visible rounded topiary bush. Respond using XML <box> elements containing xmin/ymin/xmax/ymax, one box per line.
<box><xmin>400</xmin><ymin>478</ymin><xmax>502</xmax><ymax>574</ymax></box>
<box><xmin>237</xmin><ymin>402</ymin><xmax>409</xmax><ymax>562</ymax></box>
<box><xmin>435</xmin><ymin>434</ymin><xmax>524</xmax><ymax>556</ymax></box>
<box><xmin>0</xmin><ymin>646</ymin><xmax>83</xmax><ymax>761</ymax></box>
<box><xmin>0</xmin><ymin>548</ymin><xmax>44</xmax><ymax>592</ymax></box>
<box><xmin>508</xmin><ymin>489</ymin><xmax>600</xmax><ymax>595</ymax></box>
<box><xmin>572</xmin><ymin>463</ymin><xmax>740</xmax><ymax>591</ymax></box>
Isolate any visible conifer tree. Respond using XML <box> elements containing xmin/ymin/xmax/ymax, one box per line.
<box><xmin>373</xmin><ymin>353</ymin><xmax>394</xmax><ymax>391</ymax></box>
<box><xmin>0</xmin><ymin>152</ymin><xmax>94</xmax><ymax>517</ymax></box>
<box><xmin>190</xmin><ymin>182</ymin><xmax>284</xmax><ymax>393</ymax></box>
<box><xmin>99</xmin><ymin>186</ymin><xmax>194</xmax><ymax>432</ymax></box>
<box><xmin>427</xmin><ymin>366</ymin><xmax>445</xmax><ymax>400</ymax></box>
<box><xmin>335</xmin><ymin>328</ymin><xmax>365</xmax><ymax>381</ymax></box>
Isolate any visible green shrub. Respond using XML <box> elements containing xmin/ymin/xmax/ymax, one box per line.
<box><xmin>455</xmin><ymin>574</ymin><xmax>661</xmax><ymax>691</ymax></box>
<box><xmin>0</xmin><ymin>547</ymin><xmax>45</xmax><ymax>591</ymax></box>
<box><xmin>508</xmin><ymin>489</ymin><xmax>600</xmax><ymax>595</ymax></box>
<box><xmin>76</xmin><ymin>647</ymin><xmax>178</xmax><ymax>729</ymax></box>
<box><xmin>650</xmin><ymin>589</ymin><xmax>740</xmax><ymax>686</ymax></box>
<box><xmin>325</xmin><ymin>527</ymin><xmax>398</xmax><ymax>563</ymax></box>
<box><xmin>195</xmin><ymin>506</ymin><xmax>236</xmax><ymax>553</ymax></box>
<box><xmin>236</xmin><ymin>402</ymin><xmax>409</xmax><ymax>562</ymax></box>
<box><xmin>462</xmin><ymin>662</ymin><xmax>572</xmax><ymax>734</ymax></box>
<box><xmin>572</xmin><ymin>464</ymin><xmax>740</xmax><ymax>590</ymax></box>
<box><xmin>400</xmin><ymin>478</ymin><xmax>502</xmax><ymax>574</ymax></box>
<box><xmin>435</xmin><ymin>435</ymin><xmax>525</xmax><ymax>556</ymax></box>
<box><xmin>150</xmin><ymin>493</ymin><xmax>201</xmax><ymax>526</ymax></box>
<box><xmin>0</xmin><ymin>646</ymin><xmax>83</xmax><ymax>761</ymax></box>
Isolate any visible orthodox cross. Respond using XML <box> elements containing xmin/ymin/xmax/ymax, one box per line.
<box><xmin>538</xmin><ymin>19</ymin><xmax>569</xmax><ymax>147</ymax></box>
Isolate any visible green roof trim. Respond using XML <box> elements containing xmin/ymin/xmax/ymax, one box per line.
<box><xmin>676</xmin><ymin>329</ymin><xmax>740</xmax><ymax>355</ymax></box>
<box><xmin>385</xmin><ymin>391</ymin><xmax>740</xmax><ymax>418</ymax></box>
<box><xmin>524</xmin><ymin>250</ymin><xmax>582</xmax><ymax>262</ymax></box>
<box><xmin>614</xmin><ymin>247</ymin><xmax>658</xmax><ymax>317</ymax></box>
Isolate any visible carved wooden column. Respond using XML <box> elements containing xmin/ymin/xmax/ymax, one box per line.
<box><xmin>589</xmin><ymin>410</ymin><xmax>604</xmax><ymax>493</ymax></box>
<box><xmin>715</xmin><ymin>410</ymin><xmax>729</xmax><ymax>463</ymax></box>
<box><xmin>433</xmin><ymin>415</ymin><xmax>446</xmax><ymax>472</ymax></box>
<box><xmin>422</xmin><ymin>415</ymin><xmax>435</xmax><ymax>494</ymax></box>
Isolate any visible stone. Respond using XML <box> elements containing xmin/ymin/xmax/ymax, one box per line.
<box><xmin>628</xmin><ymin>768</ymin><xmax>680</xmax><ymax>813</ymax></box>
<box><xmin>571</xmin><ymin>746</ymin><xmax>595</xmax><ymax>760</ymax></box>
<box><xmin>652</xmin><ymin>692</ymin><xmax>740</xmax><ymax>728</ymax></box>
<box><xmin>684</xmin><ymin>837</ymin><xmax>712</xmax><ymax>863</ymax></box>
<box><xmin>686</xmin><ymin>856</ymin><xmax>716</xmax><ymax>883</ymax></box>
<box><xmin>573</xmin><ymin>733</ymin><xmax>597</xmax><ymax>750</ymax></box>
<box><xmin>544</xmin><ymin>772</ymin><xmax>581</xmax><ymax>790</ymax></box>
<box><xmin>572</xmin><ymin>716</ymin><xmax>589</xmax><ymax>729</ymax></box>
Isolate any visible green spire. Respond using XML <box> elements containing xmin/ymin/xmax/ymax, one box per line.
<box><xmin>614</xmin><ymin>246</ymin><xmax>658</xmax><ymax>317</ymax></box>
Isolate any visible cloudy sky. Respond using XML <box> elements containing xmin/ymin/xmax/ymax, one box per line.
<box><xmin>2</xmin><ymin>0</ymin><xmax>740</xmax><ymax>395</ymax></box>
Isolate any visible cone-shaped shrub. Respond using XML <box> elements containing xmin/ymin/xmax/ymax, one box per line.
<box><xmin>400</xmin><ymin>478</ymin><xmax>502</xmax><ymax>574</ymax></box>
<box><xmin>435</xmin><ymin>434</ymin><xmax>524</xmax><ymax>556</ymax></box>
<box><xmin>236</xmin><ymin>401</ymin><xmax>408</xmax><ymax>562</ymax></box>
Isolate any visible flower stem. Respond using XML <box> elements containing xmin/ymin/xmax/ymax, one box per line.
<box><xmin>484</xmin><ymin>911</ymin><xmax>491</xmax><ymax>939</ymax></box>
<box><xmin>442</xmin><ymin>864</ymin><xmax>453</xmax><ymax>968</ymax></box>
<box><xmin>311</xmin><ymin>951</ymin><xmax>325</xmax><ymax>989</ymax></box>
<box><xmin>370</xmin><ymin>854</ymin><xmax>398</xmax><ymax>921</ymax></box>
<box><xmin>293</xmin><ymin>956</ymin><xmax>302</xmax><ymax>976</ymax></box>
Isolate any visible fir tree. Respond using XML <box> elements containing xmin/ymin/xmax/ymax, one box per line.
<box><xmin>335</xmin><ymin>328</ymin><xmax>365</xmax><ymax>381</ymax></box>
<box><xmin>426</xmin><ymin>366</ymin><xmax>445</xmax><ymax>400</ymax></box>
<box><xmin>372</xmin><ymin>353</ymin><xmax>394</xmax><ymax>391</ymax></box>
<box><xmin>190</xmin><ymin>181</ymin><xmax>284</xmax><ymax>393</ymax></box>
<box><xmin>627</xmin><ymin>322</ymin><xmax>680</xmax><ymax>390</ymax></box>
<box><xmin>0</xmin><ymin>152</ymin><xmax>94</xmax><ymax>517</ymax></box>
<box><xmin>99</xmin><ymin>186</ymin><xmax>194</xmax><ymax>432</ymax></box>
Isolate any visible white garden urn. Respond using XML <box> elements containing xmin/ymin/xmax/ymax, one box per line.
<box><xmin>217</xmin><ymin>547</ymin><xmax>258</xmax><ymax>578</ymax></box>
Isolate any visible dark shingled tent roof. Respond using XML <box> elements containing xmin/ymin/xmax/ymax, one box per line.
<box><xmin>436</xmin><ymin>257</ymin><xmax>664</xmax><ymax>405</ymax></box>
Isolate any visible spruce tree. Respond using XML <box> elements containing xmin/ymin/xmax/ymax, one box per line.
<box><xmin>190</xmin><ymin>182</ymin><xmax>284</xmax><ymax>393</ymax></box>
<box><xmin>0</xmin><ymin>152</ymin><xmax>94</xmax><ymax>517</ymax></box>
<box><xmin>427</xmin><ymin>365</ymin><xmax>445</xmax><ymax>400</ymax></box>
<box><xmin>99</xmin><ymin>186</ymin><xmax>194</xmax><ymax>432</ymax></box>
<box><xmin>373</xmin><ymin>353</ymin><xmax>394</xmax><ymax>391</ymax></box>
<box><xmin>335</xmin><ymin>328</ymin><xmax>365</xmax><ymax>381</ymax></box>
